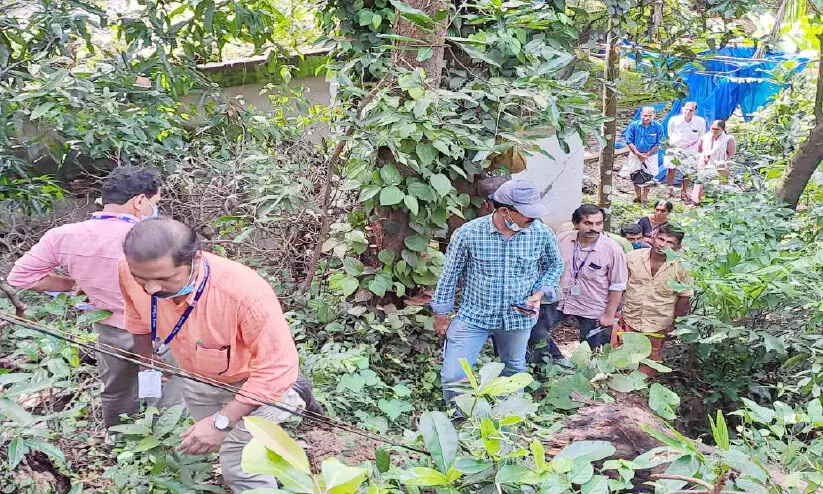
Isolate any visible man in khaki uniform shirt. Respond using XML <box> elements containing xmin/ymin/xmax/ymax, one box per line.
<box><xmin>612</xmin><ymin>224</ymin><xmax>693</xmax><ymax>375</ymax></box>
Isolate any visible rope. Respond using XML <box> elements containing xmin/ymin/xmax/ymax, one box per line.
<box><xmin>0</xmin><ymin>312</ymin><xmax>428</xmax><ymax>455</ymax></box>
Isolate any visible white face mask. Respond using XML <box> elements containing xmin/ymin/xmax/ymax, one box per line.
<box><xmin>504</xmin><ymin>210</ymin><xmax>523</xmax><ymax>232</ymax></box>
<box><xmin>139</xmin><ymin>201</ymin><xmax>159</xmax><ymax>220</ymax></box>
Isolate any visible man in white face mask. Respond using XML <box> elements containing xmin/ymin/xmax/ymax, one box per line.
<box><xmin>431</xmin><ymin>179</ymin><xmax>563</xmax><ymax>408</ymax></box>
<box><xmin>7</xmin><ymin>166</ymin><xmax>182</xmax><ymax>427</ymax></box>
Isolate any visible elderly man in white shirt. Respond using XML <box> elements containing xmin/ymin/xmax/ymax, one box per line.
<box><xmin>664</xmin><ymin>102</ymin><xmax>706</xmax><ymax>200</ymax></box>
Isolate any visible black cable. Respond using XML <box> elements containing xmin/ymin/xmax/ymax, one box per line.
<box><xmin>0</xmin><ymin>312</ymin><xmax>427</xmax><ymax>455</ymax></box>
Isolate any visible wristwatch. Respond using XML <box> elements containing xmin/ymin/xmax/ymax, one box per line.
<box><xmin>212</xmin><ymin>412</ymin><xmax>232</xmax><ymax>431</ymax></box>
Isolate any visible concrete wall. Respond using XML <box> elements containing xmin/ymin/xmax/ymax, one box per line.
<box><xmin>513</xmin><ymin>133</ymin><xmax>585</xmax><ymax>231</ymax></box>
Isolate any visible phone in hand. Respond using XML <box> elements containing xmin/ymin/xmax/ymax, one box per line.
<box><xmin>511</xmin><ymin>303</ymin><xmax>538</xmax><ymax>315</ymax></box>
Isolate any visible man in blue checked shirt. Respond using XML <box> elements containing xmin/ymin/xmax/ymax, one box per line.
<box><xmin>430</xmin><ymin>180</ymin><xmax>563</xmax><ymax>407</ymax></box>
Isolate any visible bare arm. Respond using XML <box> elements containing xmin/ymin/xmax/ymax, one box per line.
<box><xmin>29</xmin><ymin>274</ymin><xmax>75</xmax><ymax>292</ymax></box>
<box><xmin>603</xmin><ymin>290</ymin><xmax>623</xmax><ymax>321</ymax></box>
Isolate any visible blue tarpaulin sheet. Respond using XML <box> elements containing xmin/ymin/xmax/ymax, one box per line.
<box><xmin>616</xmin><ymin>45</ymin><xmax>809</xmax><ymax>183</ymax></box>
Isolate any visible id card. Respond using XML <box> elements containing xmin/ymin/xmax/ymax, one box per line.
<box><xmin>570</xmin><ymin>285</ymin><xmax>581</xmax><ymax>296</ymax></box>
<box><xmin>138</xmin><ymin>370</ymin><xmax>162</xmax><ymax>399</ymax></box>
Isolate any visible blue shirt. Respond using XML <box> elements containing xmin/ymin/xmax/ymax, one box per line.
<box><xmin>625</xmin><ymin>120</ymin><xmax>664</xmax><ymax>153</ymax></box>
<box><xmin>430</xmin><ymin>215</ymin><xmax>563</xmax><ymax>332</ymax></box>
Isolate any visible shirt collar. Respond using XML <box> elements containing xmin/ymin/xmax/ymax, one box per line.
<box><xmin>574</xmin><ymin>231</ymin><xmax>601</xmax><ymax>250</ymax></box>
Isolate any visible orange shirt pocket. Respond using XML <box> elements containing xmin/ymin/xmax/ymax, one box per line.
<box><xmin>194</xmin><ymin>344</ymin><xmax>231</xmax><ymax>376</ymax></box>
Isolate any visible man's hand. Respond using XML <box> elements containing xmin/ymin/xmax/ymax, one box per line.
<box><xmin>598</xmin><ymin>314</ymin><xmax>616</xmax><ymax>328</ymax></box>
<box><xmin>526</xmin><ymin>291</ymin><xmax>544</xmax><ymax>313</ymax></box>
<box><xmin>433</xmin><ymin>314</ymin><xmax>450</xmax><ymax>336</ymax></box>
<box><xmin>177</xmin><ymin>416</ymin><xmax>229</xmax><ymax>455</ymax></box>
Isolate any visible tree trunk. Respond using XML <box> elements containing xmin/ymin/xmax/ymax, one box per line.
<box><xmin>391</xmin><ymin>0</ymin><xmax>448</xmax><ymax>88</ymax></box>
<box><xmin>598</xmin><ymin>16</ymin><xmax>620</xmax><ymax>231</ymax></box>
<box><xmin>774</xmin><ymin>119</ymin><xmax>823</xmax><ymax>209</ymax></box>
<box><xmin>648</xmin><ymin>0</ymin><xmax>663</xmax><ymax>41</ymax></box>
<box><xmin>815</xmin><ymin>32</ymin><xmax>823</xmax><ymax>123</ymax></box>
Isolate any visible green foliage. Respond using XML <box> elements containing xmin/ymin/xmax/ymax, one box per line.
<box><xmin>316</xmin><ymin>0</ymin><xmax>603</xmax><ymax>298</ymax></box>
<box><xmin>104</xmin><ymin>406</ymin><xmax>222</xmax><ymax>493</ymax></box>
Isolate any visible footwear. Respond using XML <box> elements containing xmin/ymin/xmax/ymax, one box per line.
<box><xmin>293</xmin><ymin>375</ymin><xmax>325</xmax><ymax>416</ymax></box>
<box><xmin>632</xmin><ymin>198</ymin><xmax>641</xmax><ymax>203</ymax></box>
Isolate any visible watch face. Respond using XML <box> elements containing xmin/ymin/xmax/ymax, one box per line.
<box><xmin>213</xmin><ymin>414</ymin><xmax>230</xmax><ymax>430</ymax></box>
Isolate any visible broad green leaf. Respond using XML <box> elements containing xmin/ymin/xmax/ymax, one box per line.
<box><xmin>343</xmin><ymin>257</ymin><xmax>365</xmax><ymax>276</ymax></box>
<box><xmin>607</xmin><ymin>371</ymin><xmax>647</xmax><ymax>393</ymax></box>
<box><xmin>495</xmin><ymin>464</ymin><xmax>541</xmax><ymax>484</ymax></box>
<box><xmin>8</xmin><ymin>438</ymin><xmax>28</xmax><ymax>469</ymax></box>
<box><xmin>609</xmin><ymin>333</ymin><xmax>652</xmax><ymax>369</ymax></box>
<box><xmin>0</xmin><ymin>373</ymin><xmax>34</xmax><ymax>386</ymax></box>
<box><xmin>741</xmin><ymin>398</ymin><xmax>776</xmax><ymax>425</ymax></box>
<box><xmin>478</xmin><ymin>362</ymin><xmax>505</xmax><ymax>388</ymax></box>
<box><xmin>571</xmin><ymin>342</ymin><xmax>592</xmax><ymax>368</ymax></box>
<box><xmin>458</xmin><ymin>358</ymin><xmax>479</xmax><ymax>391</ymax></box>
<box><xmin>649</xmin><ymin>383</ymin><xmax>680</xmax><ymax>420</ymax></box>
<box><xmin>718</xmin><ymin>449</ymin><xmax>768</xmax><ymax>483</ymax></box>
<box><xmin>30</xmin><ymin>101</ymin><xmax>56</xmax><ymax>120</ymax></box>
<box><xmin>46</xmin><ymin>358</ymin><xmax>70</xmax><ymax>378</ymax></box>
<box><xmin>341</xmin><ymin>277</ymin><xmax>359</xmax><ymax>297</ymax></box>
<box><xmin>419</xmin><ymin>411</ymin><xmax>458</xmax><ymax>473</ymax></box>
<box><xmin>404</xmin><ymin>234</ymin><xmax>429</xmax><ymax>252</ymax></box>
<box><xmin>581</xmin><ymin>475</ymin><xmax>610</xmax><ymax>494</ymax></box>
<box><xmin>416</xmin><ymin>142</ymin><xmax>436</xmax><ymax>167</ymax></box>
<box><xmin>359</xmin><ymin>185</ymin><xmax>381</xmax><ymax>202</ymax></box>
<box><xmin>378</xmin><ymin>398</ymin><xmax>412</xmax><ymax>421</ymax></box>
<box><xmin>244</xmin><ymin>416</ymin><xmax>310</xmax><ymax>474</ymax></box>
<box><xmin>568</xmin><ymin>461</ymin><xmax>594</xmax><ymax>484</ymax></box>
<box><xmin>0</xmin><ymin>398</ymin><xmax>33</xmax><ymax>425</ymax></box>
<box><xmin>400</xmin><ymin>467</ymin><xmax>449</xmax><ymax>486</ymax></box>
<box><xmin>108</xmin><ymin>424</ymin><xmax>152</xmax><ymax>435</ymax></box>
<box><xmin>132</xmin><ymin>436</ymin><xmax>162</xmax><ymax>453</ymax></box>
<box><xmin>416</xmin><ymin>47</ymin><xmax>434</xmax><ymax>61</ymax></box>
<box><xmin>25</xmin><ymin>440</ymin><xmax>65</xmax><ymax>464</ymax></box>
<box><xmin>640</xmin><ymin>359</ymin><xmax>672</xmax><ymax>373</ymax></box>
<box><xmin>531</xmin><ymin>440</ymin><xmax>546</xmax><ymax>472</ymax></box>
<box><xmin>379</xmin><ymin>186</ymin><xmax>405</xmax><ymax>206</ymax></box>
<box><xmin>430</xmin><ymin>174</ymin><xmax>452</xmax><ymax>197</ymax></box>
<box><xmin>77</xmin><ymin>309</ymin><xmax>113</xmax><ymax>326</ymax></box>
<box><xmin>368</xmin><ymin>272</ymin><xmax>393</xmax><ymax>297</ymax></box>
<box><xmin>379</xmin><ymin>164</ymin><xmax>402</xmax><ymax>186</ymax></box>
<box><xmin>241</xmin><ymin>438</ymin><xmax>313</xmax><ymax>493</ymax></box>
<box><xmin>455</xmin><ymin>457</ymin><xmax>493</xmax><ymax>474</ymax></box>
<box><xmin>377</xmin><ymin>250</ymin><xmax>396</xmax><ymax>265</ymax></box>
<box><xmin>322</xmin><ymin>457</ymin><xmax>368</xmax><ymax>494</ymax></box>
<box><xmin>375</xmin><ymin>449</ymin><xmax>391</xmax><ymax>473</ymax></box>
<box><xmin>555</xmin><ymin>441</ymin><xmax>616</xmax><ymax>463</ymax></box>
<box><xmin>479</xmin><ymin>373</ymin><xmax>533</xmax><ymax>396</ymax></box>
<box><xmin>480</xmin><ymin>418</ymin><xmax>501</xmax><ymax>455</ymax></box>
<box><xmin>154</xmin><ymin>404</ymin><xmax>185</xmax><ymax>437</ymax></box>
<box><xmin>389</xmin><ymin>0</ymin><xmax>434</xmax><ymax>28</ymax></box>
<box><xmin>403</xmin><ymin>195</ymin><xmax>419</xmax><ymax>215</ymax></box>
<box><xmin>408</xmin><ymin>181</ymin><xmax>437</xmax><ymax>202</ymax></box>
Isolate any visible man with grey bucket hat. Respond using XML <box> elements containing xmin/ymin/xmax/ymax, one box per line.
<box><xmin>431</xmin><ymin>179</ymin><xmax>563</xmax><ymax>407</ymax></box>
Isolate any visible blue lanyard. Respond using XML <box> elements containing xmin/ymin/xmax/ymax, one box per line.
<box><xmin>150</xmin><ymin>259</ymin><xmax>210</xmax><ymax>354</ymax></box>
<box><xmin>90</xmin><ymin>213</ymin><xmax>139</xmax><ymax>224</ymax></box>
<box><xmin>572</xmin><ymin>237</ymin><xmax>597</xmax><ymax>280</ymax></box>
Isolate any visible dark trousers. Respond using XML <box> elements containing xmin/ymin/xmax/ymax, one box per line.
<box><xmin>527</xmin><ymin>302</ymin><xmax>564</xmax><ymax>364</ymax></box>
<box><xmin>557</xmin><ymin>310</ymin><xmax>611</xmax><ymax>349</ymax></box>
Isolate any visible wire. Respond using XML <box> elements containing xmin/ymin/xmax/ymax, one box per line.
<box><xmin>0</xmin><ymin>312</ymin><xmax>428</xmax><ymax>455</ymax></box>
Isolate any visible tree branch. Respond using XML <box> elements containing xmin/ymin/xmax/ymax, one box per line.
<box><xmin>0</xmin><ymin>280</ymin><xmax>26</xmax><ymax>317</ymax></box>
<box><xmin>298</xmin><ymin>77</ymin><xmax>391</xmax><ymax>294</ymax></box>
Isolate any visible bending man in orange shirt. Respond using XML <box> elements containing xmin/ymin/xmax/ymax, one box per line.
<box><xmin>118</xmin><ymin>217</ymin><xmax>314</xmax><ymax>492</ymax></box>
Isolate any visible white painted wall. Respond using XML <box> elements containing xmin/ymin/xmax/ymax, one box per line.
<box><xmin>513</xmin><ymin>133</ymin><xmax>585</xmax><ymax>231</ymax></box>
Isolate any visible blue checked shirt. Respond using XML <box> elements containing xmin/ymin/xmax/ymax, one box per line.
<box><xmin>431</xmin><ymin>215</ymin><xmax>563</xmax><ymax>332</ymax></box>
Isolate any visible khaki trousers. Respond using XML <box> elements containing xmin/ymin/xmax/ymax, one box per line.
<box><xmin>93</xmin><ymin>322</ymin><xmax>184</xmax><ymax>427</ymax></box>
<box><xmin>181</xmin><ymin>379</ymin><xmax>305</xmax><ymax>493</ymax></box>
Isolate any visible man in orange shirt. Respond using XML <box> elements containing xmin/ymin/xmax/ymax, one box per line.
<box><xmin>118</xmin><ymin>217</ymin><xmax>311</xmax><ymax>492</ymax></box>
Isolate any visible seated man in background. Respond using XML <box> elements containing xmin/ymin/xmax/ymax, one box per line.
<box><xmin>7</xmin><ymin>166</ymin><xmax>182</xmax><ymax>428</ymax></box>
<box><xmin>620</xmin><ymin>223</ymin><xmax>651</xmax><ymax>250</ymax></box>
<box><xmin>613</xmin><ymin>224</ymin><xmax>693</xmax><ymax>376</ymax></box>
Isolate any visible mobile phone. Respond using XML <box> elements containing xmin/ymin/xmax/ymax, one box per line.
<box><xmin>511</xmin><ymin>303</ymin><xmax>537</xmax><ymax>314</ymax></box>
